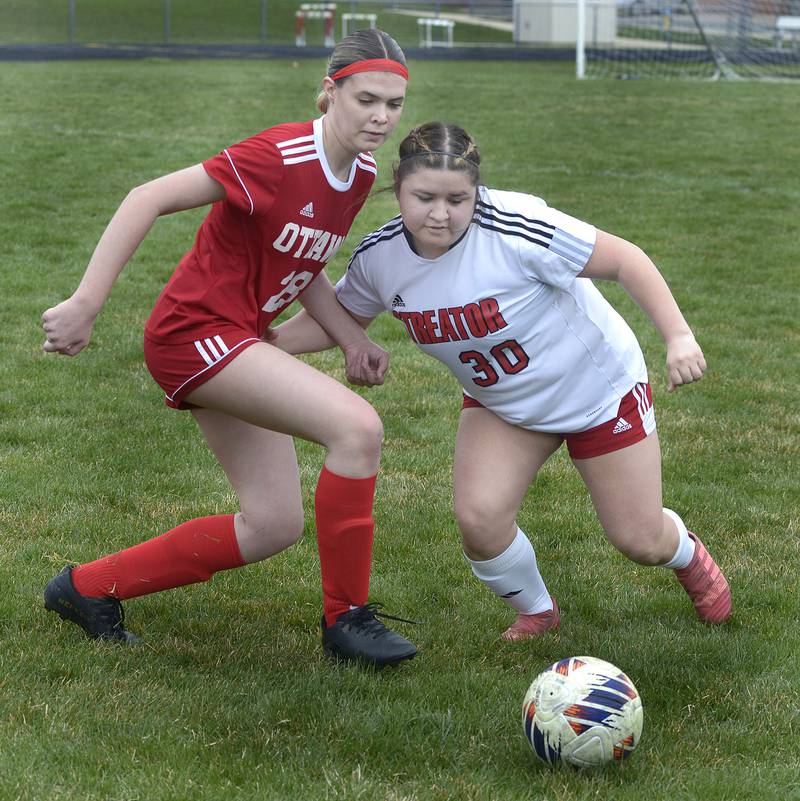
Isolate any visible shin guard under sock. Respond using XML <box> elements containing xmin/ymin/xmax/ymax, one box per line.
<box><xmin>71</xmin><ymin>514</ymin><xmax>244</xmax><ymax>600</ymax></box>
<box><xmin>467</xmin><ymin>528</ymin><xmax>552</xmax><ymax>615</ymax></box>
<box><xmin>315</xmin><ymin>466</ymin><xmax>376</xmax><ymax>627</ymax></box>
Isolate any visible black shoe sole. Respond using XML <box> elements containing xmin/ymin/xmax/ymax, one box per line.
<box><xmin>323</xmin><ymin>644</ymin><xmax>417</xmax><ymax>668</ymax></box>
<box><xmin>44</xmin><ymin>596</ymin><xmax>140</xmax><ymax>643</ymax></box>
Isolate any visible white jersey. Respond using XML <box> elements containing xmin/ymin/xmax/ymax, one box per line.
<box><xmin>336</xmin><ymin>187</ymin><xmax>648</xmax><ymax>433</ymax></box>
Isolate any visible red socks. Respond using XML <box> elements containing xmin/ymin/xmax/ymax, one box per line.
<box><xmin>71</xmin><ymin>470</ymin><xmax>375</xmax><ymax>624</ymax></box>
<box><xmin>71</xmin><ymin>514</ymin><xmax>244</xmax><ymax>600</ymax></box>
<box><xmin>315</xmin><ymin>466</ymin><xmax>376</xmax><ymax>627</ymax></box>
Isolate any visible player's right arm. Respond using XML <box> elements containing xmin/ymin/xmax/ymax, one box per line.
<box><xmin>42</xmin><ymin>164</ymin><xmax>225</xmax><ymax>356</ymax></box>
<box><xmin>267</xmin><ymin>306</ymin><xmax>375</xmax><ymax>356</ymax></box>
<box><xmin>269</xmin><ymin>252</ymin><xmax>380</xmax><ymax>357</ymax></box>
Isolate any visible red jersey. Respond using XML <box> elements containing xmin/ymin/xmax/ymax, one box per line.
<box><xmin>144</xmin><ymin>118</ymin><xmax>377</xmax><ymax>343</ymax></box>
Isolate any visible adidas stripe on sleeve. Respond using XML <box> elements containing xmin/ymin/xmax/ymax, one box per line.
<box><xmin>475</xmin><ymin>190</ymin><xmax>596</xmax><ymax>288</ymax></box>
<box><xmin>338</xmin><ymin>217</ymin><xmax>405</xmax><ymax>319</ymax></box>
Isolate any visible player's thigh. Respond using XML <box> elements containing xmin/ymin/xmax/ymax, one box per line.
<box><xmin>453</xmin><ymin>407</ymin><xmax>563</xmax><ymax>540</ymax></box>
<box><xmin>193</xmin><ymin>407</ymin><xmax>304</xmax><ymax>539</ymax></box>
<box><xmin>571</xmin><ymin>432</ymin><xmax>664</xmax><ymax>548</ymax></box>
<box><xmin>186</xmin><ymin>342</ymin><xmax>382</xmax><ymax>449</ymax></box>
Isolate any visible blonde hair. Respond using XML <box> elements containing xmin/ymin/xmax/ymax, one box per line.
<box><xmin>393</xmin><ymin>122</ymin><xmax>481</xmax><ymax>191</ymax></box>
<box><xmin>316</xmin><ymin>28</ymin><xmax>406</xmax><ymax>113</ymax></box>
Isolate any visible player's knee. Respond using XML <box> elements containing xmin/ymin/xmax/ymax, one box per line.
<box><xmin>334</xmin><ymin>405</ymin><xmax>384</xmax><ymax>462</ymax></box>
<box><xmin>239</xmin><ymin>507</ymin><xmax>305</xmax><ymax>561</ymax></box>
<box><xmin>359</xmin><ymin>408</ymin><xmax>384</xmax><ymax>454</ymax></box>
<box><xmin>611</xmin><ymin>521</ymin><xmax>667</xmax><ymax>566</ymax></box>
<box><xmin>454</xmin><ymin>496</ymin><xmax>510</xmax><ymax>544</ymax></box>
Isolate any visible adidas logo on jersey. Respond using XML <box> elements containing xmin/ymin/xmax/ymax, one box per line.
<box><xmin>391</xmin><ymin>294</ymin><xmax>406</xmax><ymax>308</ymax></box>
<box><xmin>300</xmin><ymin>202</ymin><xmax>314</xmax><ymax>218</ymax></box>
<box><xmin>612</xmin><ymin>417</ymin><xmax>633</xmax><ymax>434</ymax></box>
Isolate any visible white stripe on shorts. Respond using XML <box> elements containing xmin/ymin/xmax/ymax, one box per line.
<box><xmin>194</xmin><ymin>335</ymin><xmax>230</xmax><ymax>367</ymax></box>
<box><xmin>194</xmin><ymin>339</ymin><xmax>215</xmax><ymax>367</ymax></box>
<box><xmin>204</xmin><ymin>338</ymin><xmax>221</xmax><ymax>360</ymax></box>
<box><xmin>170</xmin><ymin>336</ymin><xmax>260</xmax><ymax>404</ymax></box>
<box><xmin>633</xmin><ymin>383</ymin><xmax>656</xmax><ymax>434</ymax></box>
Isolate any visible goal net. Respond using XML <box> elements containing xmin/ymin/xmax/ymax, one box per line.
<box><xmin>579</xmin><ymin>0</ymin><xmax>800</xmax><ymax>79</ymax></box>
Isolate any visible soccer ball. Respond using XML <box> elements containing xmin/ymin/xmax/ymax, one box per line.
<box><xmin>522</xmin><ymin>656</ymin><xmax>643</xmax><ymax>768</ymax></box>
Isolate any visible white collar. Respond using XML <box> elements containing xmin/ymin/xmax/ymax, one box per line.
<box><xmin>314</xmin><ymin>116</ymin><xmax>358</xmax><ymax>192</ymax></box>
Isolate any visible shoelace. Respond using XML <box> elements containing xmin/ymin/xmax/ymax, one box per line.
<box><xmin>113</xmin><ymin>602</ymin><xmax>128</xmax><ymax>632</ymax></box>
<box><xmin>92</xmin><ymin>596</ymin><xmax>126</xmax><ymax>630</ymax></box>
<box><xmin>347</xmin><ymin>603</ymin><xmax>420</xmax><ymax>638</ymax></box>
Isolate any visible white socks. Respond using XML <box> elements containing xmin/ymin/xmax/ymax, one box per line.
<box><xmin>659</xmin><ymin>508</ymin><xmax>696</xmax><ymax>569</ymax></box>
<box><xmin>466</xmin><ymin>512</ymin><xmax>691</xmax><ymax>612</ymax></box>
<box><xmin>466</xmin><ymin>528</ymin><xmax>552</xmax><ymax>615</ymax></box>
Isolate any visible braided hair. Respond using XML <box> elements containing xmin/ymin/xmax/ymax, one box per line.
<box><xmin>393</xmin><ymin>122</ymin><xmax>481</xmax><ymax>191</ymax></box>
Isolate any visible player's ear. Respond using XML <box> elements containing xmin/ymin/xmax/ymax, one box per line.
<box><xmin>321</xmin><ymin>76</ymin><xmax>336</xmax><ymax>104</ymax></box>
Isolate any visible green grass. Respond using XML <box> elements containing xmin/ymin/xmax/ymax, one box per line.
<box><xmin>2</xmin><ymin>58</ymin><xmax>799</xmax><ymax>801</ymax></box>
<box><xmin>0</xmin><ymin>0</ymin><xmax>513</xmax><ymax>47</ymax></box>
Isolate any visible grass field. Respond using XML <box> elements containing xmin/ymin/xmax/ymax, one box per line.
<box><xmin>0</xmin><ymin>0</ymin><xmax>513</xmax><ymax>47</ymax></box>
<box><xmin>1</xmin><ymin>55</ymin><xmax>799</xmax><ymax>801</ymax></box>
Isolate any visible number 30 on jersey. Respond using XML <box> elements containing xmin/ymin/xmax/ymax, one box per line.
<box><xmin>459</xmin><ymin>339</ymin><xmax>530</xmax><ymax>387</ymax></box>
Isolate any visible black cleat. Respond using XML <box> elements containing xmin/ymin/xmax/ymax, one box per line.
<box><xmin>321</xmin><ymin>603</ymin><xmax>417</xmax><ymax>667</ymax></box>
<box><xmin>44</xmin><ymin>566</ymin><xmax>139</xmax><ymax>643</ymax></box>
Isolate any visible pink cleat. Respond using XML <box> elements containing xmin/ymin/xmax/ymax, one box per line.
<box><xmin>674</xmin><ymin>533</ymin><xmax>732</xmax><ymax>624</ymax></box>
<box><xmin>501</xmin><ymin>597</ymin><xmax>560</xmax><ymax>641</ymax></box>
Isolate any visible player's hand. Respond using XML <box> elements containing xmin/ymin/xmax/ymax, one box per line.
<box><xmin>41</xmin><ymin>296</ymin><xmax>97</xmax><ymax>356</ymax></box>
<box><xmin>665</xmin><ymin>332</ymin><xmax>706</xmax><ymax>392</ymax></box>
<box><xmin>343</xmin><ymin>340</ymin><xmax>389</xmax><ymax>387</ymax></box>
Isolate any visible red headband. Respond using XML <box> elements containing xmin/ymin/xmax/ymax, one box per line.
<box><xmin>330</xmin><ymin>58</ymin><xmax>409</xmax><ymax>82</ymax></box>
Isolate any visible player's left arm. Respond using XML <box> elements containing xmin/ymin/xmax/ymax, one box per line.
<box><xmin>275</xmin><ymin>273</ymin><xmax>384</xmax><ymax>386</ymax></box>
<box><xmin>579</xmin><ymin>229</ymin><xmax>706</xmax><ymax>392</ymax></box>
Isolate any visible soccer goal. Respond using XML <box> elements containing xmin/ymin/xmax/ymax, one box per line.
<box><xmin>577</xmin><ymin>0</ymin><xmax>800</xmax><ymax>79</ymax></box>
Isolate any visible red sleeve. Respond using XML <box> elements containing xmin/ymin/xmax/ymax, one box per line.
<box><xmin>203</xmin><ymin>133</ymin><xmax>284</xmax><ymax>216</ymax></box>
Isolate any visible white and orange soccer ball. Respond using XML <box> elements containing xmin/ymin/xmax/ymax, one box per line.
<box><xmin>522</xmin><ymin>656</ymin><xmax>643</xmax><ymax>768</ymax></box>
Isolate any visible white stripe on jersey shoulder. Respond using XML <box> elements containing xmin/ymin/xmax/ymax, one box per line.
<box><xmin>549</xmin><ymin>229</ymin><xmax>593</xmax><ymax>263</ymax></box>
<box><xmin>348</xmin><ymin>215</ymin><xmax>404</xmax><ymax>264</ymax></box>
<box><xmin>477</xmin><ymin>195</ymin><xmax>593</xmax><ymax>263</ymax></box>
<box><xmin>223</xmin><ymin>148</ymin><xmax>255</xmax><ymax>216</ymax></box>
<box><xmin>283</xmin><ymin>153</ymin><xmax>320</xmax><ymax>166</ymax></box>
<box><xmin>276</xmin><ymin>133</ymin><xmax>319</xmax><ymax>166</ymax></box>
<box><xmin>279</xmin><ymin>142</ymin><xmax>317</xmax><ymax>157</ymax></box>
<box><xmin>355</xmin><ymin>156</ymin><xmax>377</xmax><ymax>175</ymax></box>
<box><xmin>358</xmin><ymin>152</ymin><xmax>377</xmax><ymax>166</ymax></box>
<box><xmin>276</xmin><ymin>133</ymin><xmax>315</xmax><ymax>150</ymax></box>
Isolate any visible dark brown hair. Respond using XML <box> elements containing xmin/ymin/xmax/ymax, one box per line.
<box><xmin>393</xmin><ymin>122</ymin><xmax>481</xmax><ymax>191</ymax></box>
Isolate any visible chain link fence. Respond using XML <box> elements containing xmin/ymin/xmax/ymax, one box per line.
<box><xmin>1</xmin><ymin>0</ymin><xmax>520</xmax><ymax>49</ymax></box>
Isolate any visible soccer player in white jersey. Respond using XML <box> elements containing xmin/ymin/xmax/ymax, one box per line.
<box><xmin>272</xmin><ymin>121</ymin><xmax>732</xmax><ymax>640</ymax></box>
<box><xmin>40</xmin><ymin>30</ymin><xmax>418</xmax><ymax>667</ymax></box>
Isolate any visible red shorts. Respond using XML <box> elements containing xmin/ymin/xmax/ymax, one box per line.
<box><xmin>461</xmin><ymin>382</ymin><xmax>656</xmax><ymax>460</ymax></box>
<box><xmin>144</xmin><ymin>327</ymin><xmax>261</xmax><ymax>410</ymax></box>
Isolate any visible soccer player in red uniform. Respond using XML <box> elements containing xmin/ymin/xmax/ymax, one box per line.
<box><xmin>273</xmin><ymin>122</ymin><xmax>732</xmax><ymax>640</ymax></box>
<box><xmin>41</xmin><ymin>29</ymin><xmax>417</xmax><ymax>667</ymax></box>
